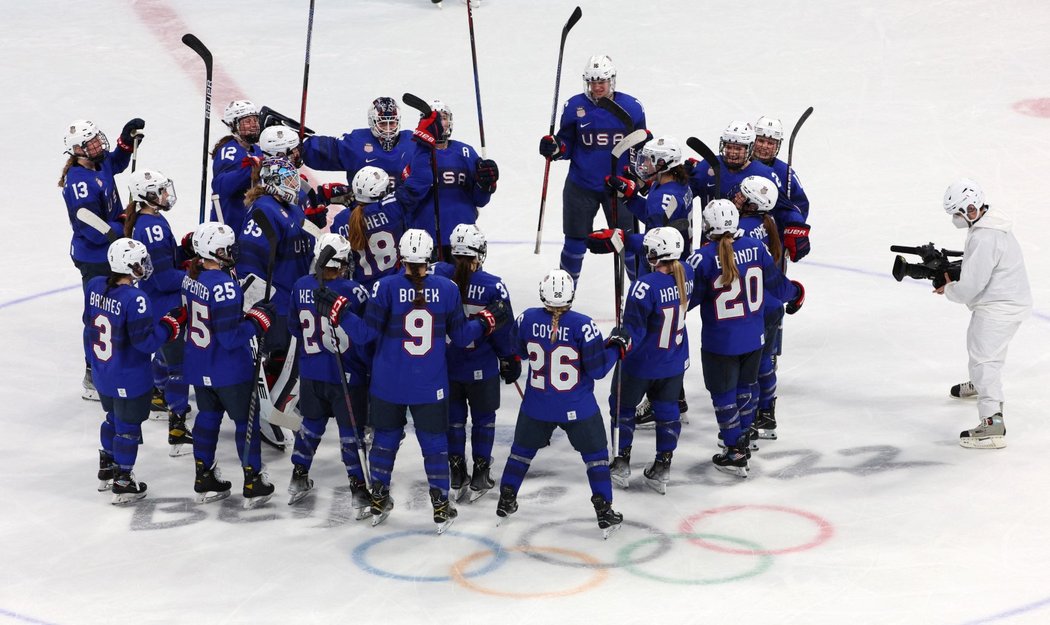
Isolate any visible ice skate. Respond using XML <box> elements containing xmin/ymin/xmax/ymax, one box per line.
<box><xmin>678</xmin><ymin>388</ymin><xmax>689</xmax><ymax>424</ymax></box>
<box><xmin>194</xmin><ymin>460</ymin><xmax>232</xmax><ymax>503</ymax></box>
<box><xmin>634</xmin><ymin>398</ymin><xmax>655</xmax><ymax>429</ymax></box>
<box><xmin>718</xmin><ymin>430</ymin><xmax>758</xmax><ymax>455</ymax></box>
<box><xmin>97</xmin><ymin>450</ymin><xmax>115</xmax><ymax>492</ymax></box>
<box><xmin>959</xmin><ymin>413</ymin><xmax>1006</xmax><ymax>449</ymax></box>
<box><xmin>167</xmin><ymin>411</ymin><xmax>193</xmax><ymax>457</ymax></box>
<box><xmin>591</xmin><ymin>494</ymin><xmax>623</xmax><ymax>539</ymax></box>
<box><xmin>287</xmin><ymin>463</ymin><xmax>314</xmax><ymax>505</ymax></box>
<box><xmin>610</xmin><ymin>447</ymin><xmax>631</xmax><ymax>489</ymax></box>
<box><xmin>950</xmin><ymin>381</ymin><xmax>978</xmax><ymax>399</ymax></box>
<box><xmin>82</xmin><ymin>366</ymin><xmax>99</xmax><ymax>401</ymax></box>
<box><xmin>642</xmin><ymin>452</ymin><xmax>672</xmax><ymax>495</ymax></box>
<box><xmin>111</xmin><ymin>471</ymin><xmax>147</xmax><ymax>505</ymax></box>
<box><xmin>712</xmin><ymin>443</ymin><xmax>750</xmax><ymax>478</ymax></box>
<box><xmin>430</xmin><ymin>487</ymin><xmax>458</xmax><ymax>535</ymax></box>
<box><xmin>753</xmin><ymin>400</ymin><xmax>778</xmax><ymax>440</ymax></box>
<box><xmin>449</xmin><ymin>455</ymin><xmax>469</xmax><ymax>503</ymax></box>
<box><xmin>369</xmin><ymin>484</ymin><xmax>394</xmax><ymax>527</ymax></box>
<box><xmin>242</xmin><ymin>466</ymin><xmax>274</xmax><ymax>509</ymax></box>
<box><xmin>468</xmin><ymin>457</ymin><xmax>494</xmax><ymax>503</ymax></box>
<box><xmin>349</xmin><ymin>476</ymin><xmax>371</xmax><ymax>520</ymax></box>
<box><xmin>495</xmin><ymin>485</ymin><xmax>517</xmax><ymax>526</ymax></box>
<box><xmin>150</xmin><ymin>387</ymin><xmax>168</xmax><ymax>415</ymax></box>
<box><xmin>432</xmin><ymin>0</ymin><xmax>443</xmax><ymax>8</ymax></box>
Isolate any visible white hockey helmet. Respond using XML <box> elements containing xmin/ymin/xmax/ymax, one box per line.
<box><xmin>539</xmin><ymin>269</ymin><xmax>575</xmax><ymax>308</ymax></box>
<box><xmin>943</xmin><ymin>178</ymin><xmax>986</xmax><ymax>226</ymax></box>
<box><xmin>107</xmin><ymin>238</ymin><xmax>154</xmax><ymax>281</ymax></box>
<box><xmin>583</xmin><ymin>55</ymin><xmax>616</xmax><ymax>101</ymax></box>
<box><xmin>259</xmin><ymin>125</ymin><xmax>300</xmax><ymax>158</ymax></box>
<box><xmin>128</xmin><ymin>169</ymin><xmax>177</xmax><ymax>210</ymax></box>
<box><xmin>368</xmin><ymin>97</ymin><xmax>401</xmax><ymax>150</ymax></box>
<box><xmin>719</xmin><ymin>120</ymin><xmax>755</xmax><ymax>162</ymax></box>
<box><xmin>450</xmin><ymin>223</ymin><xmax>488</xmax><ymax>265</ymax></box>
<box><xmin>223</xmin><ymin>100</ymin><xmax>260</xmax><ymax>128</ymax></box>
<box><xmin>351</xmin><ymin>166</ymin><xmax>392</xmax><ymax>204</ymax></box>
<box><xmin>429</xmin><ymin>99</ymin><xmax>453</xmax><ymax>142</ymax></box>
<box><xmin>259</xmin><ymin>156</ymin><xmax>301</xmax><ymax>204</ymax></box>
<box><xmin>192</xmin><ymin>222</ymin><xmax>236</xmax><ymax>266</ymax></box>
<box><xmin>753</xmin><ymin>116</ymin><xmax>784</xmax><ymax>160</ymax></box>
<box><xmin>314</xmin><ymin>232</ymin><xmax>352</xmax><ymax>269</ymax></box>
<box><xmin>643</xmin><ymin>227</ymin><xmax>685</xmax><ymax>265</ymax></box>
<box><xmin>738</xmin><ymin>175</ymin><xmax>778</xmax><ymax>213</ymax></box>
<box><xmin>399</xmin><ymin>229</ymin><xmax>434</xmax><ymax>264</ymax></box>
<box><xmin>703</xmin><ymin>199</ymin><xmax>740</xmax><ymax>238</ymax></box>
<box><xmin>64</xmin><ymin>119</ymin><xmax>110</xmax><ymax>158</ymax></box>
<box><xmin>634</xmin><ymin>135</ymin><xmax>683</xmax><ymax>179</ymax></box>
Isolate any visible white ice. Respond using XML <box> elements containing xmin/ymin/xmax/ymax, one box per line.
<box><xmin>2</xmin><ymin>1</ymin><xmax>1049</xmax><ymax>624</ymax></box>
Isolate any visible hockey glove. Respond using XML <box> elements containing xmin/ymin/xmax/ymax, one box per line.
<box><xmin>586</xmin><ymin>228</ymin><xmax>625</xmax><ymax>255</ymax></box>
<box><xmin>412</xmin><ymin>111</ymin><xmax>444</xmax><ymax>149</ymax></box>
<box><xmin>783</xmin><ymin>224</ymin><xmax>811</xmax><ymax>262</ymax></box>
<box><xmin>160</xmin><ymin>306</ymin><xmax>186</xmax><ymax>341</ymax></box>
<box><xmin>314</xmin><ymin>286</ymin><xmax>350</xmax><ymax>326</ymax></box>
<box><xmin>180</xmin><ymin>231</ymin><xmax>196</xmax><ymax>259</ymax></box>
<box><xmin>498</xmin><ymin>356</ymin><xmax>522</xmax><ymax>385</ymax></box>
<box><xmin>476</xmin><ymin>159</ymin><xmax>499</xmax><ymax>192</ymax></box>
<box><xmin>605</xmin><ymin>326</ymin><xmax>631</xmax><ymax>359</ymax></box>
<box><xmin>683</xmin><ymin>157</ymin><xmax>700</xmax><ymax>175</ymax></box>
<box><xmin>241</xmin><ymin>155</ymin><xmax>262</xmax><ymax>170</ymax></box>
<box><xmin>304</xmin><ymin>188</ymin><xmax>329</xmax><ymax>228</ymax></box>
<box><xmin>476</xmin><ymin>300</ymin><xmax>511</xmax><ymax>335</ymax></box>
<box><xmin>317</xmin><ymin>182</ymin><xmax>353</xmax><ymax>205</ymax></box>
<box><xmin>117</xmin><ymin>118</ymin><xmax>145</xmax><ymax>152</ymax></box>
<box><xmin>245</xmin><ymin>300</ymin><xmax>276</xmax><ymax>335</ymax></box>
<box><xmin>539</xmin><ymin>135</ymin><xmax>566</xmax><ymax>160</ymax></box>
<box><xmin>604</xmin><ymin>174</ymin><xmax>637</xmax><ymax>199</ymax></box>
<box><xmin>785</xmin><ymin>280</ymin><xmax>805</xmax><ymax>315</ymax></box>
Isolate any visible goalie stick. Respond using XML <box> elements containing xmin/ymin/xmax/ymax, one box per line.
<box><xmin>402</xmin><ymin>93</ymin><xmax>444</xmax><ymax>260</ymax></box>
<box><xmin>534</xmin><ymin>5</ymin><xmax>583</xmax><ymax>254</ymax></box>
<box><xmin>786</xmin><ymin>106</ymin><xmax>813</xmax><ymax>200</ymax></box>
<box><xmin>181</xmin><ymin>34</ymin><xmax>213</xmax><ymax>224</ymax></box>
<box><xmin>245</xmin><ymin>210</ymin><xmax>279</xmax><ymax>459</ymax></box>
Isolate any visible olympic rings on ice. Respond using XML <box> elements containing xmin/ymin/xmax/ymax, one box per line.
<box><xmin>517</xmin><ymin>517</ymin><xmax>673</xmax><ymax>569</ymax></box>
<box><xmin>618</xmin><ymin>533</ymin><xmax>774</xmax><ymax>585</ymax></box>
<box><xmin>678</xmin><ymin>504</ymin><xmax>835</xmax><ymax>555</ymax></box>
<box><xmin>352</xmin><ymin>529</ymin><xmax>506</xmax><ymax>582</ymax></box>
<box><xmin>450</xmin><ymin>546</ymin><xmax>610</xmax><ymax>598</ymax></box>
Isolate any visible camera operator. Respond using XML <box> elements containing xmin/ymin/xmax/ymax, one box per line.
<box><xmin>934</xmin><ymin>179</ymin><xmax>1031</xmax><ymax>449</ymax></box>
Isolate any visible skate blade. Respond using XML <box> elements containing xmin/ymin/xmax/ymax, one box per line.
<box><xmin>714</xmin><ymin>464</ymin><xmax>750</xmax><ymax>479</ymax></box>
<box><xmin>243</xmin><ymin>493</ymin><xmax>273</xmax><ymax>510</ymax></box>
<box><xmin>149</xmin><ymin>412</ymin><xmax>167</xmax><ymax>421</ymax></box>
<box><xmin>81</xmin><ymin>389</ymin><xmax>100</xmax><ymax>401</ymax></box>
<box><xmin>111</xmin><ymin>491</ymin><xmax>146</xmax><ymax>505</ymax></box>
<box><xmin>959</xmin><ymin>435</ymin><xmax>1006</xmax><ymax>449</ymax></box>
<box><xmin>98</xmin><ymin>479</ymin><xmax>113</xmax><ymax>492</ymax></box>
<box><xmin>168</xmin><ymin>443</ymin><xmax>192</xmax><ymax>458</ymax></box>
<box><xmin>643</xmin><ymin>477</ymin><xmax>667</xmax><ymax>495</ymax></box>
<box><xmin>755</xmin><ymin>430</ymin><xmax>778</xmax><ymax>440</ymax></box>
<box><xmin>495</xmin><ymin>514</ymin><xmax>507</xmax><ymax>527</ymax></box>
<box><xmin>196</xmin><ymin>490</ymin><xmax>232</xmax><ymax>504</ymax></box>
<box><xmin>601</xmin><ymin>523</ymin><xmax>621</xmax><ymax>540</ymax></box>
<box><xmin>452</xmin><ymin>485</ymin><xmax>469</xmax><ymax>503</ymax></box>
<box><xmin>371</xmin><ymin>509</ymin><xmax>392</xmax><ymax>527</ymax></box>
<box><xmin>635</xmin><ymin>422</ymin><xmax>656</xmax><ymax>430</ymax></box>
<box><xmin>611</xmin><ymin>474</ymin><xmax>630</xmax><ymax>490</ymax></box>
<box><xmin>468</xmin><ymin>487</ymin><xmax>491</xmax><ymax>503</ymax></box>
<box><xmin>436</xmin><ymin>516</ymin><xmax>456</xmax><ymax>535</ymax></box>
<box><xmin>287</xmin><ymin>489</ymin><xmax>313</xmax><ymax>506</ymax></box>
<box><xmin>353</xmin><ymin>506</ymin><xmax>372</xmax><ymax>521</ymax></box>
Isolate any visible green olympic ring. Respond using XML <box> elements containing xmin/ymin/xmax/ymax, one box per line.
<box><xmin>617</xmin><ymin>533</ymin><xmax>774</xmax><ymax>585</ymax></box>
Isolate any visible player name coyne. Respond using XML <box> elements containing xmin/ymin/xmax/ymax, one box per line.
<box><xmin>89</xmin><ymin>292</ymin><xmax>122</xmax><ymax>315</ymax></box>
<box><xmin>531</xmin><ymin>322</ymin><xmax>570</xmax><ymax>342</ymax></box>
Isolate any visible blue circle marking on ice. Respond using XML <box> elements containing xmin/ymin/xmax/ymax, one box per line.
<box><xmin>352</xmin><ymin>529</ymin><xmax>507</xmax><ymax>582</ymax></box>
<box><xmin>0</xmin><ymin>284</ymin><xmax>80</xmax><ymax>310</ymax></box>
<box><xmin>0</xmin><ymin>607</ymin><xmax>64</xmax><ymax>625</ymax></box>
<box><xmin>957</xmin><ymin>596</ymin><xmax>1050</xmax><ymax>625</ymax></box>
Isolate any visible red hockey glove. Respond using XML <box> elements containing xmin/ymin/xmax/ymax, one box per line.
<box><xmin>604</xmin><ymin>174</ymin><xmax>637</xmax><ymax>199</ymax></box>
<box><xmin>785</xmin><ymin>280</ymin><xmax>805</xmax><ymax>315</ymax></box>
<box><xmin>783</xmin><ymin>224</ymin><xmax>811</xmax><ymax>261</ymax></box>
<box><xmin>586</xmin><ymin>228</ymin><xmax>625</xmax><ymax>254</ymax></box>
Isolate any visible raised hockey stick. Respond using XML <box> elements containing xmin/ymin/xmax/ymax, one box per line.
<box><xmin>298</xmin><ymin>0</ymin><xmax>316</xmax><ymax>145</ymax></box>
<box><xmin>245</xmin><ymin>211</ymin><xmax>278</xmax><ymax>466</ymax></box>
<box><xmin>315</xmin><ymin>244</ymin><xmax>371</xmax><ymax>489</ymax></box>
<box><xmin>534</xmin><ymin>6</ymin><xmax>583</xmax><ymax>255</ymax></box>
<box><xmin>786</xmin><ymin>106</ymin><xmax>813</xmax><ymax>200</ymax></box>
<box><xmin>259</xmin><ymin>105</ymin><xmax>316</xmax><ymax>135</ymax></box>
<box><xmin>181</xmin><ymin>34</ymin><xmax>213</xmax><ymax>224</ymax></box>
<box><xmin>130</xmin><ymin>131</ymin><xmax>142</xmax><ymax>174</ymax></box>
<box><xmin>686</xmin><ymin>136</ymin><xmax>721</xmax><ymax>202</ymax></box>
<box><xmin>76</xmin><ymin>208</ymin><xmax>120</xmax><ymax>243</ymax></box>
<box><xmin>402</xmin><ymin>92</ymin><xmax>444</xmax><ymax>260</ymax></box>
<box><xmin>596</xmin><ymin>96</ymin><xmax>634</xmax><ymax>131</ymax></box>
<box><xmin>608</xmin><ymin>128</ymin><xmax>651</xmax><ymax>456</ymax></box>
<box><xmin>466</xmin><ymin>0</ymin><xmax>487</xmax><ymax>158</ymax></box>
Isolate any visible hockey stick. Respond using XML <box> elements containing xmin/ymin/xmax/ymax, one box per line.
<box><xmin>259</xmin><ymin>105</ymin><xmax>316</xmax><ymax>135</ymax></box>
<box><xmin>402</xmin><ymin>92</ymin><xmax>443</xmax><ymax>260</ymax></box>
<box><xmin>686</xmin><ymin>137</ymin><xmax>721</xmax><ymax>202</ymax></box>
<box><xmin>130</xmin><ymin>131</ymin><xmax>142</xmax><ymax>174</ymax></box>
<box><xmin>298</xmin><ymin>0</ymin><xmax>316</xmax><ymax>145</ymax></box>
<box><xmin>315</xmin><ymin>244</ymin><xmax>371</xmax><ymax>489</ymax></box>
<box><xmin>596</xmin><ymin>96</ymin><xmax>634</xmax><ymax>131</ymax></box>
<box><xmin>245</xmin><ymin>211</ymin><xmax>278</xmax><ymax>468</ymax></box>
<box><xmin>534</xmin><ymin>6</ymin><xmax>583</xmax><ymax>255</ymax></box>
<box><xmin>77</xmin><ymin>208</ymin><xmax>120</xmax><ymax>243</ymax></box>
<box><xmin>608</xmin><ymin>128</ymin><xmax>650</xmax><ymax>457</ymax></box>
<box><xmin>182</xmin><ymin>34</ymin><xmax>213</xmax><ymax>224</ymax></box>
<box><xmin>786</xmin><ymin>106</ymin><xmax>813</xmax><ymax>200</ymax></box>
<box><xmin>466</xmin><ymin>0</ymin><xmax>487</xmax><ymax>158</ymax></box>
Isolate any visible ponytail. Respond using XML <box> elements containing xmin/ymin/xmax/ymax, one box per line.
<box><xmin>243</xmin><ymin>184</ymin><xmax>266</xmax><ymax>207</ymax></box>
<box><xmin>669</xmin><ymin>260</ymin><xmax>688</xmax><ymax>313</ymax></box>
<box><xmin>763</xmin><ymin>215</ymin><xmax>783</xmax><ymax>265</ymax></box>
<box><xmin>451</xmin><ymin>255</ymin><xmax>477</xmax><ymax>301</ymax></box>
<box><xmin>716</xmin><ymin>234</ymin><xmax>738</xmax><ymax>286</ymax></box>
<box><xmin>187</xmin><ymin>258</ymin><xmax>205</xmax><ymax>281</ymax></box>
<box><xmin>122</xmin><ymin>202</ymin><xmax>141</xmax><ymax>239</ymax></box>
<box><xmin>58</xmin><ymin>156</ymin><xmax>76</xmax><ymax>187</ymax></box>
<box><xmin>347</xmin><ymin>204</ymin><xmax>368</xmax><ymax>250</ymax></box>
<box><xmin>211</xmin><ymin>135</ymin><xmax>235</xmax><ymax>157</ymax></box>
<box><xmin>547</xmin><ymin>306</ymin><xmax>569</xmax><ymax>342</ymax></box>
<box><xmin>406</xmin><ymin>262</ymin><xmax>428</xmax><ymax>308</ymax></box>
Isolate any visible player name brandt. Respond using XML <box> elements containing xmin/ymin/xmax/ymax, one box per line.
<box><xmin>712</xmin><ymin>246</ymin><xmax>760</xmax><ymax>268</ymax></box>
<box><xmin>89</xmin><ymin>292</ymin><xmax>122</xmax><ymax>315</ymax></box>
<box><xmin>398</xmin><ymin>287</ymin><xmax>441</xmax><ymax>303</ymax></box>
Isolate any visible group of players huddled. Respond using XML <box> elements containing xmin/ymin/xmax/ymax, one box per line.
<box><xmin>60</xmin><ymin>54</ymin><xmax>809</xmax><ymax>537</ymax></box>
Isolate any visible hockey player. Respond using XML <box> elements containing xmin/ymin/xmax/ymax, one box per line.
<box><xmin>539</xmin><ymin>55</ymin><xmax>646</xmax><ymax>283</ymax></box>
<box><xmin>732</xmin><ymin>176</ymin><xmax>787</xmax><ymax>440</ymax></box>
<box><xmin>124</xmin><ymin>170</ymin><xmax>194</xmax><ymax>456</ymax></box>
<box><xmin>494</xmin><ymin>269</ymin><xmax>629</xmax><ymax>538</ymax></box>
<box><xmin>286</xmin><ymin>234</ymin><xmax>371</xmax><ymax>513</ymax></box>
<box><xmin>331</xmin><ymin>166</ymin><xmax>408</xmax><ymax>291</ymax></box>
<box><xmin>60</xmin><ymin>117</ymin><xmax>145</xmax><ymax>400</ymax></box>
<box><xmin>607</xmin><ymin>228</ymin><xmax>693</xmax><ymax>494</ymax></box>
<box><xmin>314</xmin><ymin>229</ymin><xmax>510</xmax><ymax>532</ymax></box>
<box><xmin>687</xmin><ymin>200</ymin><xmax>804</xmax><ymax>478</ymax></box>
<box><xmin>397</xmin><ymin>100</ymin><xmax>499</xmax><ymax>252</ymax></box>
<box><xmin>86</xmin><ymin>238</ymin><xmax>184</xmax><ymax>503</ymax></box>
<box><xmin>689</xmin><ymin>121</ymin><xmax>779</xmax><ymax>209</ymax></box>
<box><xmin>444</xmin><ymin>224</ymin><xmax>517</xmax><ymax>503</ymax></box>
<box><xmin>182</xmin><ymin>222</ymin><xmax>278</xmax><ymax>508</ymax></box>
<box><xmin>211</xmin><ymin>100</ymin><xmax>262</xmax><ymax>231</ymax></box>
<box><xmin>936</xmin><ymin>179</ymin><xmax>1031</xmax><ymax>449</ymax></box>
<box><xmin>302</xmin><ymin>96</ymin><xmax>413</xmax><ymax>185</ymax></box>
<box><xmin>753</xmin><ymin>115</ymin><xmax>813</xmax><ymax>254</ymax></box>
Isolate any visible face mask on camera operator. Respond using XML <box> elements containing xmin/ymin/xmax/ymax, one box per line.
<box><xmin>943</xmin><ymin>179</ymin><xmax>988</xmax><ymax>229</ymax></box>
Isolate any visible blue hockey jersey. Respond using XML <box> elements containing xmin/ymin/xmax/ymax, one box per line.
<box><xmin>513</xmin><ymin>307</ymin><xmax>619</xmax><ymax>422</ymax></box>
<box><xmin>211</xmin><ymin>138</ymin><xmax>262</xmax><ymax>232</ymax></box>
<box><xmin>289</xmin><ymin>274</ymin><xmax>370</xmax><ymax>386</ymax></box>
<box><xmin>302</xmin><ymin>128</ymin><xmax>413</xmax><ymax>185</ymax></box>
<box><xmin>621</xmin><ymin>264</ymin><xmax>694</xmax><ymax>379</ymax></box>
<box><xmin>84</xmin><ymin>277</ymin><xmax>170</xmax><ymax>398</ymax></box>
<box><xmin>689</xmin><ymin>157</ymin><xmax>780</xmax><ymax>208</ymax></box>
<box><xmin>62</xmin><ymin>152</ymin><xmax>130</xmax><ymax>263</ymax></box>
<box><xmin>446</xmin><ymin>269</ymin><xmax>515</xmax><ymax>383</ymax></box>
<box><xmin>181</xmin><ymin>268</ymin><xmax>260</xmax><ymax>388</ymax></box>
<box><xmin>132</xmin><ymin>212</ymin><xmax>184</xmax><ymax>318</ymax></box>
<box><xmin>236</xmin><ymin>195</ymin><xmax>313</xmax><ymax>316</ymax></box>
<box><xmin>554</xmin><ymin>92</ymin><xmax>646</xmax><ymax>193</ymax></box>
<box><xmin>330</xmin><ymin>195</ymin><xmax>408</xmax><ymax>290</ymax></box>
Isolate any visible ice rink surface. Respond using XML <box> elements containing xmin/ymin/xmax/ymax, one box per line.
<box><xmin>2</xmin><ymin>1</ymin><xmax>1049</xmax><ymax>623</ymax></box>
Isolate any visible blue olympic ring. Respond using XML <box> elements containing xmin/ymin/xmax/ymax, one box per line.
<box><xmin>352</xmin><ymin>529</ymin><xmax>507</xmax><ymax>582</ymax></box>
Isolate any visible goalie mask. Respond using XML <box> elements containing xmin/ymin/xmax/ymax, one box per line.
<box><xmin>449</xmin><ymin>223</ymin><xmax>488</xmax><ymax>265</ymax></box>
<box><xmin>259</xmin><ymin>156</ymin><xmax>301</xmax><ymax>205</ymax></box>
<box><xmin>128</xmin><ymin>169</ymin><xmax>177</xmax><ymax>211</ymax></box>
<box><xmin>107</xmin><ymin>238</ymin><xmax>154</xmax><ymax>281</ymax></box>
<box><xmin>539</xmin><ymin>269</ymin><xmax>575</xmax><ymax>308</ymax></box>
<box><xmin>64</xmin><ymin>119</ymin><xmax>109</xmax><ymax>163</ymax></box>
<box><xmin>368</xmin><ymin>97</ymin><xmax>401</xmax><ymax>151</ymax></box>
<box><xmin>192</xmin><ymin>222</ymin><xmax>237</xmax><ymax>267</ymax></box>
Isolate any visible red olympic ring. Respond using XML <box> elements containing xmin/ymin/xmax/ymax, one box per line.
<box><xmin>678</xmin><ymin>504</ymin><xmax>834</xmax><ymax>556</ymax></box>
